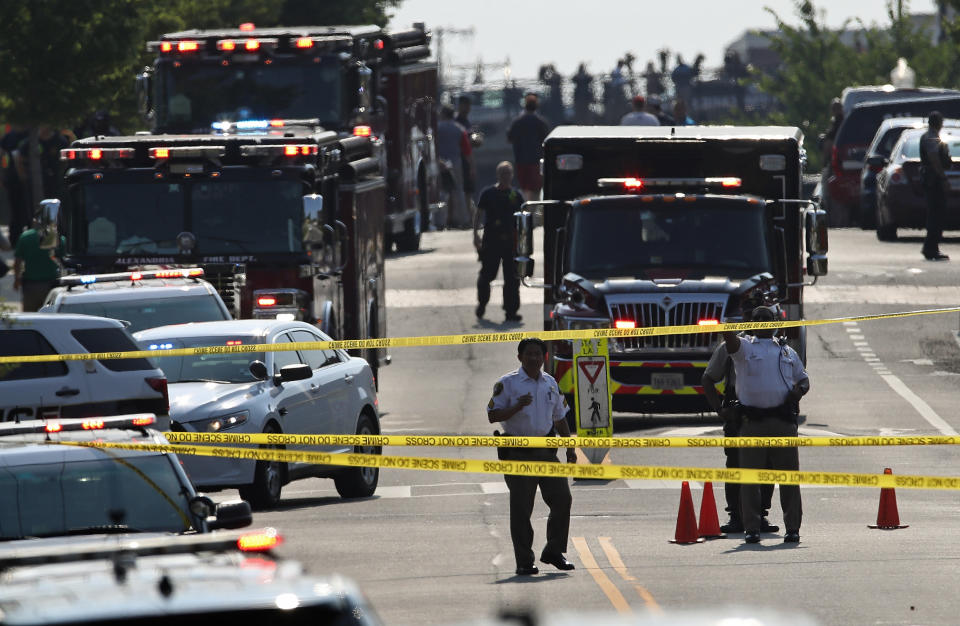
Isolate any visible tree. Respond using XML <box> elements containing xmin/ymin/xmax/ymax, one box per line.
<box><xmin>277</xmin><ymin>0</ymin><xmax>401</xmax><ymax>27</ymax></box>
<box><xmin>0</xmin><ymin>0</ymin><xmax>152</xmax><ymax>210</ymax></box>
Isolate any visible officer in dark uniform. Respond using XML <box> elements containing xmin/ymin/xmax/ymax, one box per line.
<box><xmin>473</xmin><ymin>161</ymin><xmax>523</xmax><ymax>323</ymax></box>
<box><xmin>919</xmin><ymin>111</ymin><xmax>951</xmax><ymax>261</ymax></box>
<box><xmin>702</xmin><ymin>297</ymin><xmax>778</xmax><ymax>534</ymax></box>
<box><xmin>722</xmin><ymin>305</ymin><xmax>809</xmax><ymax>544</ymax></box>
<box><xmin>488</xmin><ymin>338</ymin><xmax>577</xmax><ymax>575</ymax></box>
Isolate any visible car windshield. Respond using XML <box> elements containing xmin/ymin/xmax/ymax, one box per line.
<box><xmin>895</xmin><ymin>132</ymin><xmax>960</xmax><ymax>160</ymax></box>
<box><xmin>158</xmin><ymin>58</ymin><xmax>342</xmax><ymax>132</ymax></box>
<box><xmin>73</xmin><ymin>180</ymin><xmax>304</xmax><ymax>256</ymax></box>
<box><xmin>142</xmin><ymin>336</ymin><xmax>265</xmax><ymax>384</ymax></box>
<box><xmin>58</xmin><ymin>295</ymin><xmax>228</xmax><ymax>333</ymax></box>
<box><xmin>0</xmin><ymin>453</ymin><xmax>194</xmax><ymax>540</ymax></box>
<box><xmin>567</xmin><ymin>200</ymin><xmax>771</xmax><ymax>279</ymax></box>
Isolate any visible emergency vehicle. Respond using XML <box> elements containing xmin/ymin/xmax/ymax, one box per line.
<box><xmin>57</xmin><ymin>123</ymin><xmax>389</xmax><ymax>378</ymax></box>
<box><xmin>515</xmin><ymin>126</ymin><xmax>828</xmax><ymax>414</ymax></box>
<box><xmin>137</xmin><ymin>22</ymin><xmax>440</xmax><ymax>252</ymax></box>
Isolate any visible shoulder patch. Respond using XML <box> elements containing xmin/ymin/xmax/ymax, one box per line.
<box><xmin>488</xmin><ymin>398</ymin><xmax>495</xmax><ymax>410</ymax></box>
<box><xmin>493</xmin><ymin>381</ymin><xmax>504</xmax><ymax>396</ymax></box>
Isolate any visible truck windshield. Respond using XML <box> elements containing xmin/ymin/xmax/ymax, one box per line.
<box><xmin>0</xmin><ymin>454</ymin><xmax>194</xmax><ymax>539</ymax></box>
<box><xmin>74</xmin><ymin>180</ymin><xmax>304</xmax><ymax>256</ymax></box>
<box><xmin>567</xmin><ymin>200</ymin><xmax>771</xmax><ymax>279</ymax></box>
<box><xmin>158</xmin><ymin>58</ymin><xmax>342</xmax><ymax>132</ymax></box>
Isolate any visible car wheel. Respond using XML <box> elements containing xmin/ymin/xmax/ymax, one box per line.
<box><xmin>239</xmin><ymin>423</ymin><xmax>284</xmax><ymax>510</ymax></box>
<box><xmin>334</xmin><ymin>412</ymin><xmax>380</xmax><ymax>498</ymax></box>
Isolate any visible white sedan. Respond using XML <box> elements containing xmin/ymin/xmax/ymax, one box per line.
<box><xmin>135</xmin><ymin>320</ymin><xmax>381</xmax><ymax>509</ymax></box>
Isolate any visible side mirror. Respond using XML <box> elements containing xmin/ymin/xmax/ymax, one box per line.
<box><xmin>276</xmin><ymin>363</ymin><xmax>312</xmax><ymax>385</ymax></box>
<box><xmin>515</xmin><ymin>256</ymin><xmax>535</xmax><ymax>280</ymax></box>
<box><xmin>208</xmin><ymin>499</ymin><xmax>253</xmax><ymax>530</ymax></box>
<box><xmin>514</xmin><ymin>209</ymin><xmax>534</xmax><ymax>256</ymax></box>
<box><xmin>807</xmin><ymin>254</ymin><xmax>828</xmax><ymax>277</ymax></box>
<box><xmin>249</xmin><ymin>360</ymin><xmax>268</xmax><ymax>380</ymax></box>
<box><xmin>302</xmin><ymin>194</ymin><xmax>325</xmax><ymax>250</ymax></box>
<box><xmin>135</xmin><ymin>68</ymin><xmax>153</xmax><ymax>119</ymax></box>
<box><xmin>805</xmin><ymin>207</ymin><xmax>829</xmax><ymax>255</ymax></box>
<box><xmin>36</xmin><ymin>198</ymin><xmax>60</xmax><ymax>249</ymax></box>
<box><xmin>866</xmin><ymin>154</ymin><xmax>888</xmax><ymax>168</ymax></box>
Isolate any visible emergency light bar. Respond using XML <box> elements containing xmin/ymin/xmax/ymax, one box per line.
<box><xmin>597</xmin><ymin>177</ymin><xmax>742</xmax><ymax>191</ymax></box>
<box><xmin>0</xmin><ymin>527</ymin><xmax>283</xmax><ymax>568</ymax></box>
<box><xmin>240</xmin><ymin>144</ymin><xmax>319</xmax><ymax>157</ymax></box>
<box><xmin>211</xmin><ymin>118</ymin><xmax>320</xmax><ymax>132</ymax></box>
<box><xmin>59</xmin><ymin>268</ymin><xmax>205</xmax><ymax>288</ymax></box>
<box><xmin>149</xmin><ymin>146</ymin><xmax>225</xmax><ymax>159</ymax></box>
<box><xmin>151</xmin><ymin>35</ymin><xmax>349</xmax><ymax>55</ymax></box>
<box><xmin>61</xmin><ymin>148</ymin><xmax>135</xmax><ymax>162</ymax></box>
<box><xmin>0</xmin><ymin>414</ymin><xmax>156</xmax><ymax>437</ymax></box>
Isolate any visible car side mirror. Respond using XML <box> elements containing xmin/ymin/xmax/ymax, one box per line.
<box><xmin>208</xmin><ymin>499</ymin><xmax>253</xmax><ymax>530</ymax></box>
<box><xmin>805</xmin><ymin>208</ymin><xmax>829</xmax><ymax>255</ymax></box>
<box><xmin>276</xmin><ymin>363</ymin><xmax>312</xmax><ymax>385</ymax></box>
<box><xmin>36</xmin><ymin>198</ymin><xmax>60</xmax><ymax>249</ymax></box>
<box><xmin>249</xmin><ymin>360</ymin><xmax>268</xmax><ymax>380</ymax></box>
<box><xmin>302</xmin><ymin>194</ymin><xmax>325</xmax><ymax>251</ymax></box>
<box><xmin>866</xmin><ymin>155</ymin><xmax>888</xmax><ymax>168</ymax></box>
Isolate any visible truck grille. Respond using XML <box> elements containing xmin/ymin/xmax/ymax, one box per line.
<box><xmin>606</xmin><ymin>295</ymin><xmax>726</xmax><ymax>351</ymax></box>
<box><xmin>202</xmin><ymin>265</ymin><xmax>241</xmax><ymax>318</ymax></box>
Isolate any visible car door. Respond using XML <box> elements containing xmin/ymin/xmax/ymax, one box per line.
<box><xmin>290</xmin><ymin>329</ymin><xmax>354</xmax><ymax>452</ymax></box>
<box><xmin>0</xmin><ymin>328</ymin><xmax>84</xmax><ymax>421</ymax></box>
<box><xmin>269</xmin><ymin>331</ymin><xmax>315</xmax><ymax>443</ymax></box>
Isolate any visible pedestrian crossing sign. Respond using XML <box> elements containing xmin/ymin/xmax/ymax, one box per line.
<box><xmin>573</xmin><ymin>338</ymin><xmax>612</xmax><ymax>441</ymax></box>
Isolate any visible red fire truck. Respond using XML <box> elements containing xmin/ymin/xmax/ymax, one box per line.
<box><xmin>137</xmin><ymin>23</ymin><xmax>440</xmax><ymax>252</ymax></box>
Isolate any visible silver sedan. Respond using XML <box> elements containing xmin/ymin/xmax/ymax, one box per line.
<box><xmin>135</xmin><ymin>320</ymin><xmax>381</xmax><ymax>509</ymax></box>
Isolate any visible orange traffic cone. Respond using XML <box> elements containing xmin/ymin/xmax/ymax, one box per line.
<box><xmin>868</xmin><ymin>468</ymin><xmax>909</xmax><ymax>529</ymax></box>
<box><xmin>698</xmin><ymin>481</ymin><xmax>725</xmax><ymax>539</ymax></box>
<box><xmin>669</xmin><ymin>481</ymin><xmax>705</xmax><ymax>544</ymax></box>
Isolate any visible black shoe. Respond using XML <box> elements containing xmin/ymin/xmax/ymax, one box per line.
<box><xmin>761</xmin><ymin>517</ymin><xmax>780</xmax><ymax>533</ymax></box>
<box><xmin>924</xmin><ymin>251</ymin><xmax>950</xmax><ymax>261</ymax></box>
<box><xmin>744</xmin><ymin>530</ymin><xmax>761</xmax><ymax>544</ymax></box>
<box><xmin>720</xmin><ymin>519</ymin><xmax>744</xmax><ymax>533</ymax></box>
<box><xmin>515</xmin><ymin>565</ymin><xmax>539</xmax><ymax>576</ymax></box>
<box><xmin>505</xmin><ymin>313</ymin><xmax>523</xmax><ymax>323</ymax></box>
<box><xmin>476</xmin><ymin>304</ymin><xmax>485</xmax><ymax>319</ymax></box>
<box><xmin>540</xmin><ymin>554</ymin><xmax>575</xmax><ymax>570</ymax></box>
<box><xmin>783</xmin><ymin>531</ymin><xmax>800</xmax><ymax>543</ymax></box>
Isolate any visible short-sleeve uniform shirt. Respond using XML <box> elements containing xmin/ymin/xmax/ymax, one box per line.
<box><xmin>729</xmin><ymin>335</ymin><xmax>807</xmax><ymax>408</ymax></box>
<box><xmin>488</xmin><ymin>368</ymin><xmax>568</xmax><ymax>436</ymax></box>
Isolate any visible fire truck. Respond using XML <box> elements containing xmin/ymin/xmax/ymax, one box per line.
<box><xmin>57</xmin><ymin>123</ymin><xmax>389</xmax><ymax>377</ymax></box>
<box><xmin>136</xmin><ymin>22</ymin><xmax>440</xmax><ymax>252</ymax></box>
<box><xmin>515</xmin><ymin>126</ymin><xmax>828</xmax><ymax>414</ymax></box>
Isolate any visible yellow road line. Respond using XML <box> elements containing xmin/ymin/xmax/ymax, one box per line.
<box><xmin>598</xmin><ymin>537</ymin><xmax>661</xmax><ymax>613</ymax></box>
<box><xmin>572</xmin><ymin>537</ymin><xmax>632</xmax><ymax>614</ymax></box>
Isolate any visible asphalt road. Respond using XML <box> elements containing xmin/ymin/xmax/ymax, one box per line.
<box><xmin>5</xmin><ymin>227</ymin><xmax>959</xmax><ymax>625</ymax></box>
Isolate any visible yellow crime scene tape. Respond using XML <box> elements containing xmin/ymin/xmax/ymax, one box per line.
<box><xmin>55</xmin><ymin>439</ymin><xmax>960</xmax><ymax>491</ymax></box>
<box><xmin>2</xmin><ymin>306</ymin><xmax>959</xmax><ymax>364</ymax></box>
<box><xmin>163</xmin><ymin>432</ymin><xmax>960</xmax><ymax>449</ymax></box>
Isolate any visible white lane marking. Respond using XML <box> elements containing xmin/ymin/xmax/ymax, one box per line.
<box><xmin>849</xmin><ymin>334</ymin><xmax>865</xmax><ymax>340</ymax></box>
<box><xmin>901</xmin><ymin>358</ymin><xmax>934</xmax><ymax>366</ymax></box>
<box><xmin>481</xmin><ymin>482</ymin><xmax>509</xmax><ymax>494</ymax></box>
<box><xmin>879</xmin><ymin>374</ymin><xmax>958</xmax><ymax>435</ymax></box>
<box><xmin>853</xmin><ymin>341</ymin><xmax>870</xmax><ymax>347</ymax></box>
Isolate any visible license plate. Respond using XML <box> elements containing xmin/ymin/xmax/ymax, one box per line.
<box><xmin>651</xmin><ymin>373</ymin><xmax>684</xmax><ymax>390</ymax></box>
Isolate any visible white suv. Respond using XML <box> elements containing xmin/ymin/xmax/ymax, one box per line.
<box><xmin>0</xmin><ymin>313</ymin><xmax>170</xmax><ymax>426</ymax></box>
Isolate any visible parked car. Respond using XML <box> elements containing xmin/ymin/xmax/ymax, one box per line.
<box><xmin>0</xmin><ymin>530</ymin><xmax>382</xmax><ymax>626</ymax></box>
<box><xmin>859</xmin><ymin>117</ymin><xmax>960</xmax><ymax>228</ymax></box>
<box><xmin>41</xmin><ymin>268</ymin><xmax>231</xmax><ymax>333</ymax></box>
<box><xmin>874</xmin><ymin>127</ymin><xmax>960</xmax><ymax>240</ymax></box>
<box><xmin>0</xmin><ymin>414</ymin><xmax>251</xmax><ymax>541</ymax></box>
<box><xmin>840</xmin><ymin>85</ymin><xmax>960</xmax><ymax>116</ymax></box>
<box><xmin>0</xmin><ymin>313</ymin><xmax>170</xmax><ymax>427</ymax></box>
<box><xmin>825</xmin><ymin>95</ymin><xmax>960</xmax><ymax>221</ymax></box>
<box><xmin>135</xmin><ymin>319</ymin><xmax>381</xmax><ymax>509</ymax></box>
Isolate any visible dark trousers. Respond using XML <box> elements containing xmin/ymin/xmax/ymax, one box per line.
<box><xmin>477</xmin><ymin>240</ymin><xmax>520</xmax><ymax>315</ymax></box>
<box><xmin>501</xmin><ymin>447</ymin><xmax>572</xmax><ymax>567</ymax></box>
<box><xmin>923</xmin><ymin>182</ymin><xmax>946</xmax><ymax>255</ymax></box>
<box><xmin>21</xmin><ymin>279</ymin><xmax>56</xmax><ymax>312</ymax></box>
<box><xmin>740</xmin><ymin>417</ymin><xmax>802</xmax><ymax>533</ymax></box>
<box><xmin>723</xmin><ymin>418</ymin><xmax>774</xmax><ymax>521</ymax></box>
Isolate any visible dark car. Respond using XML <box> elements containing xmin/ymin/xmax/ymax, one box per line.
<box><xmin>826</xmin><ymin>95</ymin><xmax>960</xmax><ymax>222</ymax></box>
<box><xmin>859</xmin><ymin>117</ymin><xmax>960</xmax><ymax>228</ymax></box>
<box><xmin>875</xmin><ymin>128</ymin><xmax>960</xmax><ymax>240</ymax></box>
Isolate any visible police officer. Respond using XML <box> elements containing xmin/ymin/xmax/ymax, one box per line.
<box><xmin>488</xmin><ymin>338</ymin><xmax>577</xmax><ymax>575</ymax></box>
<box><xmin>721</xmin><ymin>305</ymin><xmax>809</xmax><ymax>544</ymax></box>
<box><xmin>702</xmin><ymin>298</ymin><xmax>778</xmax><ymax>535</ymax></box>
<box><xmin>473</xmin><ymin>161</ymin><xmax>523</xmax><ymax>323</ymax></box>
<box><xmin>919</xmin><ymin>111</ymin><xmax>950</xmax><ymax>261</ymax></box>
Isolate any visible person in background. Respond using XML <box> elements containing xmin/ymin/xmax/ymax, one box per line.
<box><xmin>488</xmin><ymin>338</ymin><xmax>577</xmax><ymax>576</ymax></box>
<box><xmin>456</xmin><ymin>95</ymin><xmax>479</xmax><ymax>221</ymax></box>
<box><xmin>919</xmin><ymin>110</ymin><xmax>951</xmax><ymax>261</ymax></box>
<box><xmin>436</xmin><ymin>106</ymin><xmax>473</xmax><ymax>229</ymax></box>
<box><xmin>13</xmin><ymin>209</ymin><xmax>63</xmax><ymax>312</ymax></box>
<box><xmin>646</xmin><ymin>95</ymin><xmax>675</xmax><ymax>125</ymax></box>
<box><xmin>507</xmin><ymin>94</ymin><xmax>550</xmax><ymax>201</ymax></box>
<box><xmin>672</xmin><ymin>99</ymin><xmax>695</xmax><ymax>125</ymax></box>
<box><xmin>620</xmin><ymin>95</ymin><xmax>659</xmax><ymax>126</ymax></box>
<box><xmin>473</xmin><ymin>161</ymin><xmax>523</xmax><ymax>324</ymax></box>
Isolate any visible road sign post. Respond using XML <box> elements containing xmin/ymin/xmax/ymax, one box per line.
<box><xmin>573</xmin><ymin>338</ymin><xmax>612</xmax><ymax>465</ymax></box>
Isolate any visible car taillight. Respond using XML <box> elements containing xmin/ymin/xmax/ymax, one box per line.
<box><xmin>146</xmin><ymin>377</ymin><xmax>169</xmax><ymax>415</ymax></box>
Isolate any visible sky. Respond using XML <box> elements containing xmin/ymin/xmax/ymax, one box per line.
<box><xmin>388</xmin><ymin>0</ymin><xmax>938</xmax><ymax>90</ymax></box>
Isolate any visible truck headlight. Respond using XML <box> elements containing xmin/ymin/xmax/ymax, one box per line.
<box><xmin>198</xmin><ymin>411</ymin><xmax>248</xmax><ymax>432</ymax></box>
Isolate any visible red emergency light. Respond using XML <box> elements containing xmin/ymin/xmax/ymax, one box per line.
<box><xmin>295</xmin><ymin>37</ymin><xmax>314</xmax><ymax>49</ymax></box>
<box><xmin>614</xmin><ymin>320</ymin><xmax>636</xmax><ymax>329</ymax></box>
<box><xmin>373</xmin><ymin>39</ymin><xmax>385</xmax><ymax>50</ymax></box>
<box><xmin>226</xmin><ymin>340</ymin><xmax>243</xmax><ymax>346</ymax></box>
<box><xmin>257</xmin><ymin>296</ymin><xmax>277</xmax><ymax>307</ymax></box>
<box><xmin>244</xmin><ymin>39</ymin><xmax>260</xmax><ymax>51</ymax></box>
<box><xmin>82</xmin><ymin>419</ymin><xmax>106</xmax><ymax>430</ymax></box>
<box><xmin>60</xmin><ymin>148</ymin><xmax>134</xmax><ymax>162</ymax></box>
<box><xmin>238</xmin><ymin>22</ymin><xmax>255</xmax><ymax>31</ymax></box>
<box><xmin>177</xmin><ymin>40</ymin><xmax>200</xmax><ymax>53</ymax></box>
<box><xmin>237</xmin><ymin>528</ymin><xmax>282</xmax><ymax>552</ymax></box>
<box><xmin>45</xmin><ymin>423</ymin><xmax>63</xmax><ymax>433</ymax></box>
<box><xmin>622</xmin><ymin>178</ymin><xmax>643</xmax><ymax>189</ymax></box>
<box><xmin>269</xmin><ymin>119</ymin><xmax>285</xmax><ymax>128</ymax></box>
<box><xmin>353</xmin><ymin>125</ymin><xmax>372</xmax><ymax>137</ymax></box>
<box><xmin>217</xmin><ymin>40</ymin><xmax>237</xmax><ymax>51</ymax></box>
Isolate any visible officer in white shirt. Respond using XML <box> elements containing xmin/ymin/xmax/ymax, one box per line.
<box><xmin>488</xmin><ymin>338</ymin><xmax>577</xmax><ymax>575</ymax></box>
<box><xmin>722</xmin><ymin>305</ymin><xmax>809</xmax><ymax>545</ymax></box>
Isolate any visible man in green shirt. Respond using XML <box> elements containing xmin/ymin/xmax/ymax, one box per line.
<box><xmin>13</xmin><ymin>227</ymin><xmax>61</xmax><ymax>311</ymax></box>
